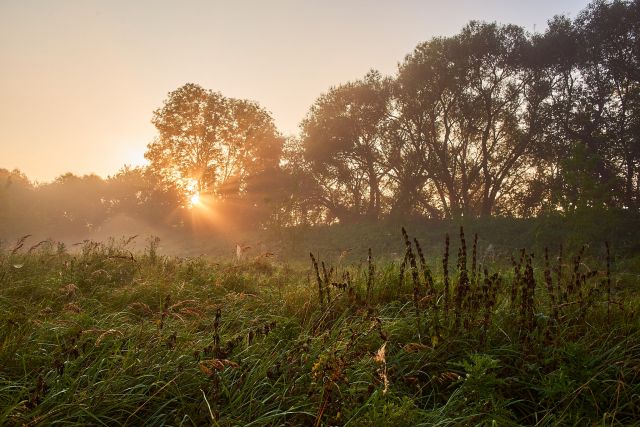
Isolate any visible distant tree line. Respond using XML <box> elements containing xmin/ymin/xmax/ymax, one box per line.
<box><xmin>0</xmin><ymin>167</ymin><xmax>184</xmax><ymax>239</ymax></box>
<box><xmin>284</xmin><ymin>0</ymin><xmax>640</xmax><ymax>223</ymax></box>
<box><xmin>1</xmin><ymin>0</ymin><xmax>638</xmax><ymax>238</ymax></box>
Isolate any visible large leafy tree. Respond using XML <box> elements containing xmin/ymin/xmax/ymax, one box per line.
<box><xmin>300</xmin><ymin>71</ymin><xmax>391</xmax><ymax>222</ymax></box>
<box><xmin>145</xmin><ymin>83</ymin><xmax>283</xmax><ymax>202</ymax></box>
<box><xmin>394</xmin><ymin>22</ymin><xmax>548</xmax><ymax>218</ymax></box>
<box><xmin>574</xmin><ymin>0</ymin><xmax>640</xmax><ymax>209</ymax></box>
<box><xmin>536</xmin><ymin>0</ymin><xmax>640</xmax><ymax>212</ymax></box>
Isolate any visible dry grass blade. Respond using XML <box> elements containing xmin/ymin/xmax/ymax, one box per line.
<box><xmin>403</xmin><ymin>342</ymin><xmax>430</xmax><ymax>353</ymax></box>
<box><xmin>129</xmin><ymin>302</ymin><xmax>153</xmax><ymax>316</ymax></box>
<box><xmin>436</xmin><ymin>371</ymin><xmax>461</xmax><ymax>384</ymax></box>
<box><xmin>65</xmin><ymin>303</ymin><xmax>82</xmax><ymax>313</ymax></box>
<box><xmin>82</xmin><ymin>328</ymin><xmax>124</xmax><ymax>345</ymax></box>
<box><xmin>123</xmin><ymin>235</ymin><xmax>139</xmax><ymax>246</ymax></box>
<box><xmin>60</xmin><ymin>283</ymin><xmax>79</xmax><ymax>298</ymax></box>
<box><xmin>374</xmin><ymin>342</ymin><xmax>386</xmax><ymax>364</ymax></box>
<box><xmin>11</xmin><ymin>234</ymin><xmax>32</xmax><ymax>255</ymax></box>
<box><xmin>27</xmin><ymin>240</ymin><xmax>49</xmax><ymax>254</ymax></box>
<box><xmin>199</xmin><ymin>359</ymin><xmax>240</xmax><ymax>376</ymax></box>
<box><xmin>374</xmin><ymin>341</ymin><xmax>389</xmax><ymax>394</ymax></box>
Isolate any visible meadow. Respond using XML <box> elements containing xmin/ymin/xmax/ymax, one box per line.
<box><xmin>1</xmin><ymin>223</ymin><xmax>639</xmax><ymax>426</ymax></box>
<box><xmin>2</xmin><ymin>0</ymin><xmax>640</xmax><ymax>425</ymax></box>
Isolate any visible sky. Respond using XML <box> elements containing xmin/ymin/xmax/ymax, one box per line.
<box><xmin>0</xmin><ymin>0</ymin><xmax>591</xmax><ymax>183</ymax></box>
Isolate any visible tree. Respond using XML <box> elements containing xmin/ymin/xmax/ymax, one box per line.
<box><xmin>537</xmin><ymin>1</ymin><xmax>640</xmax><ymax>212</ymax></box>
<box><xmin>37</xmin><ymin>173</ymin><xmax>109</xmax><ymax>235</ymax></box>
<box><xmin>105</xmin><ymin>166</ymin><xmax>183</xmax><ymax>227</ymax></box>
<box><xmin>394</xmin><ymin>22</ymin><xmax>548</xmax><ymax>218</ymax></box>
<box><xmin>300</xmin><ymin>71</ymin><xmax>391</xmax><ymax>222</ymax></box>
<box><xmin>145</xmin><ymin>83</ymin><xmax>284</xmax><ymax>205</ymax></box>
<box><xmin>575</xmin><ymin>0</ymin><xmax>640</xmax><ymax>209</ymax></box>
<box><xmin>0</xmin><ymin>169</ymin><xmax>38</xmax><ymax>238</ymax></box>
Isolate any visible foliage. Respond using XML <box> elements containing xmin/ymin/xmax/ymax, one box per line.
<box><xmin>145</xmin><ymin>83</ymin><xmax>285</xmax><ymax>204</ymax></box>
<box><xmin>279</xmin><ymin>0</ymin><xmax>640</xmax><ymax>223</ymax></box>
<box><xmin>1</xmin><ymin>228</ymin><xmax>638</xmax><ymax>426</ymax></box>
<box><xmin>299</xmin><ymin>71</ymin><xmax>391</xmax><ymax>222</ymax></box>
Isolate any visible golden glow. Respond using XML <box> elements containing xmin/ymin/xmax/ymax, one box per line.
<box><xmin>190</xmin><ymin>192</ymin><xmax>201</xmax><ymax>206</ymax></box>
<box><xmin>125</xmin><ymin>146</ymin><xmax>149</xmax><ymax>168</ymax></box>
<box><xmin>0</xmin><ymin>2</ymin><xmax>579</xmax><ymax>182</ymax></box>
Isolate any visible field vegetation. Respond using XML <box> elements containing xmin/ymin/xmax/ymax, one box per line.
<box><xmin>1</xmin><ymin>0</ymin><xmax>640</xmax><ymax>425</ymax></box>
<box><xmin>1</xmin><ymin>226</ymin><xmax>638</xmax><ymax>426</ymax></box>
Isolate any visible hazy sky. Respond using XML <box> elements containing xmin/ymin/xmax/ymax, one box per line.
<box><xmin>1</xmin><ymin>0</ymin><xmax>590</xmax><ymax>182</ymax></box>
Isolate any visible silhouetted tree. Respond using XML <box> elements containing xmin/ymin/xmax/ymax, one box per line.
<box><xmin>145</xmin><ymin>83</ymin><xmax>285</xmax><ymax>228</ymax></box>
<box><xmin>37</xmin><ymin>173</ymin><xmax>108</xmax><ymax>236</ymax></box>
<box><xmin>394</xmin><ymin>22</ymin><xmax>548</xmax><ymax>218</ymax></box>
<box><xmin>0</xmin><ymin>169</ymin><xmax>38</xmax><ymax>238</ymax></box>
<box><xmin>105</xmin><ymin>166</ymin><xmax>184</xmax><ymax>226</ymax></box>
<box><xmin>537</xmin><ymin>0</ymin><xmax>640</xmax><ymax>212</ymax></box>
<box><xmin>145</xmin><ymin>83</ymin><xmax>284</xmax><ymax>203</ymax></box>
<box><xmin>300</xmin><ymin>71</ymin><xmax>391</xmax><ymax>222</ymax></box>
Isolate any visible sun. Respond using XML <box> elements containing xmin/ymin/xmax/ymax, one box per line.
<box><xmin>190</xmin><ymin>192</ymin><xmax>201</xmax><ymax>206</ymax></box>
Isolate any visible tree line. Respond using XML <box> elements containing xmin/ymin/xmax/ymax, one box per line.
<box><xmin>286</xmin><ymin>0</ymin><xmax>640</xmax><ymax>223</ymax></box>
<box><xmin>1</xmin><ymin>0</ymin><xmax>638</xmax><ymax>238</ymax></box>
<box><xmin>0</xmin><ymin>167</ymin><xmax>184</xmax><ymax>239</ymax></box>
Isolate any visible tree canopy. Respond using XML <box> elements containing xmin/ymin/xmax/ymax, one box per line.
<box><xmin>145</xmin><ymin>83</ymin><xmax>283</xmax><ymax>202</ymax></box>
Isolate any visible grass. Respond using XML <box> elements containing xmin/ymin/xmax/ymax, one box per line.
<box><xmin>0</xmin><ymin>227</ymin><xmax>639</xmax><ymax>426</ymax></box>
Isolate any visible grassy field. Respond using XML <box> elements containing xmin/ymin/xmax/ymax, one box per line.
<box><xmin>1</xmin><ymin>226</ymin><xmax>639</xmax><ymax>426</ymax></box>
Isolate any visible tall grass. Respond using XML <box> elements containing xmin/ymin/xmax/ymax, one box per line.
<box><xmin>0</xmin><ymin>229</ymin><xmax>638</xmax><ymax>426</ymax></box>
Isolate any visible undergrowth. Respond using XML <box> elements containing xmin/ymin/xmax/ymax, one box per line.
<box><xmin>0</xmin><ymin>229</ymin><xmax>638</xmax><ymax>426</ymax></box>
